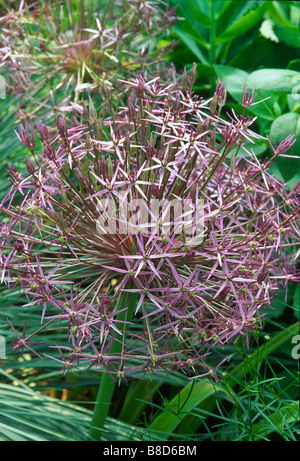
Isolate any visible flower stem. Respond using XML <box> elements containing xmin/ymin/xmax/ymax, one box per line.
<box><xmin>88</xmin><ymin>351</ymin><xmax>118</xmax><ymax>440</ymax></box>
<box><xmin>209</xmin><ymin>0</ymin><xmax>217</xmax><ymax>92</ymax></box>
<box><xmin>118</xmin><ymin>379</ymin><xmax>161</xmax><ymax>425</ymax></box>
<box><xmin>88</xmin><ymin>291</ymin><xmax>138</xmax><ymax>440</ymax></box>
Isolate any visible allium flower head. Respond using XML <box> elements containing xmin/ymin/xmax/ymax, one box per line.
<box><xmin>0</xmin><ymin>0</ymin><xmax>177</xmax><ymax>122</ymax></box>
<box><xmin>1</xmin><ymin>70</ymin><xmax>299</xmax><ymax>380</ymax></box>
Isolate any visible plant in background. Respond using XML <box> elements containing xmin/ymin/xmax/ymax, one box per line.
<box><xmin>0</xmin><ymin>67</ymin><xmax>299</xmax><ymax>438</ymax></box>
<box><xmin>0</xmin><ymin>0</ymin><xmax>177</xmax><ymax>123</ymax></box>
<box><xmin>168</xmin><ymin>0</ymin><xmax>300</xmax><ymax>189</ymax></box>
<box><xmin>168</xmin><ymin>0</ymin><xmax>273</xmax><ymax>91</ymax></box>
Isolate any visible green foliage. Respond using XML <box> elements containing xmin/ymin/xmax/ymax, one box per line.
<box><xmin>1</xmin><ymin>285</ymin><xmax>298</xmax><ymax>441</ymax></box>
<box><xmin>0</xmin><ymin>96</ymin><xmax>27</xmax><ymax>194</ymax></box>
<box><xmin>170</xmin><ymin>0</ymin><xmax>273</xmax><ymax>86</ymax></box>
<box><xmin>170</xmin><ymin>0</ymin><xmax>300</xmax><ymax>187</ymax></box>
<box><xmin>148</xmin><ymin>322</ymin><xmax>299</xmax><ymax>441</ymax></box>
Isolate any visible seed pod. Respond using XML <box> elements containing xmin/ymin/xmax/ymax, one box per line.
<box><xmin>36</xmin><ymin>121</ymin><xmax>49</xmax><ymax>142</ymax></box>
<box><xmin>88</xmin><ymin>95</ymin><xmax>97</xmax><ymax>120</ymax></box>
<box><xmin>181</xmin><ymin>67</ymin><xmax>188</xmax><ymax>90</ymax></box>
<box><xmin>209</xmin><ymin>95</ymin><xmax>218</xmax><ymax>114</ymax></box>
<box><xmin>57</xmin><ymin>115</ymin><xmax>67</xmax><ymax>139</ymax></box>
<box><xmin>146</xmin><ymin>139</ymin><xmax>154</xmax><ymax>159</ymax></box>
<box><xmin>82</xmin><ymin>103</ymin><xmax>90</xmax><ymax>121</ymax></box>
<box><xmin>102</xmin><ymin>82</ymin><xmax>111</xmax><ymax>100</ymax></box>
<box><xmin>128</xmin><ymin>90</ymin><xmax>136</xmax><ymax>119</ymax></box>
<box><xmin>123</xmin><ymin>133</ymin><xmax>131</xmax><ymax>154</ymax></box>
<box><xmin>188</xmin><ymin>63</ymin><xmax>197</xmax><ymax>85</ymax></box>
<box><xmin>100</xmin><ymin>155</ymin><xmax>108</xmax><ymax>176</ymax></box>
<box><xmin>257</xmin><ymin>270</ymin><xmax>268</xmax><ymax>284</ymax></box>
<box><xmin>173</xmin><ymin>91</ymin><xmax>181</xmax><ymax>113</ymax></box>
<box><xmin>136</xmin><ymin>80</ymin><xmax>144</xmax><ymax>99</ymax></box>
<box><xmin>26</xmin><ymin>156</ymin><xmax>35</xmax><ymax>176</ymax></box>
<box><xmin>208</xmin><ymin>130</ymin><xmax>216</xmax><ymax>149</ymax></box>
<box><xmin>59</xmin><ymin>212</ymin><xmax>65</xmax><ymax>230</ymax></box>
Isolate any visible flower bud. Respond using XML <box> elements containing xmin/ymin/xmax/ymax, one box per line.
<box><xmin>15</xmin><ymin>124</ymin><xmax>35</xmax><ymax>153</ymax></box>
<box><xmin>57</xmin><ymin>116</ymin><xmax>67</xmax><ymax>139</ymax></box>
<box><xmin>36</xmin><ymin>121</ymin><xmax>49</xmax><ymax>142</ymax></box>
<box><xmin>151</xmin><ymin>183</ymin><xmax>160</xmax><ymax>198</ymax></box>
<box><xmin>210</xmin><ymin>95</ymin><xmax>218</xmax><ymax>114</ymax></box>
<box><xmin>146</xmin><ymin>140</ymin><xmax>154</xmax><ymax>159</ymax></box>
<box><xmin>88</xmin><ymin>95</ymin><xmax>97</xmax><ymax>120</ymax></box>
<box><xmin>127</xmin><ymin>90</ymin><xmax>136</xmax><ymax>119</ymax></box>
<box><xmin>26</xmin><ymin>155</ymin><xmax>35</xmax><ymax>176</ymax></box>
<box><xmin>136</xmin><ymin>80</ymin><xmax>144</xmax><ymax>99</ymax></box>
<box><xmin>188</xmin><ymin>63</ymin><xmax>197</xmax><ymax>85</ymax></box>
<box><xmin>102</xmin><ymin>82</ymin><xmax>111</xmax><ymax>100</ymax></box>
<box><xmin>82</xmin><ymin>103</ymin><xmax>90</xmax><ymax>121</ymax></box>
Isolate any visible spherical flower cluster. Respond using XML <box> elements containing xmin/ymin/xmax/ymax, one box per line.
<box><xmin>0</xmin><ymin>71</ymin><xmax>299</xmax><ymax>380</ymax></box>
<box><xmin>0</xmin><ymin>0</ymin><xmax>177</xmax><ymax>123</ymax></box>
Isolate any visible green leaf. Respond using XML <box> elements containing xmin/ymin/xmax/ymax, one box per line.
<box><xmin>214</xmin><ymin>65</ymin><xmax>279</xmax><ymax>120</ymax></box>
<box><xmin>149</xmin><ymin>380</ymin><xmax>229</xmax><ymax>437</ymax></box>
<box><xmin>273</xmin><ymin>24</ymin><xmax>299</xmax><ymax>48</ymax></box>
<box><xmin>150</xmin><ymin>323</ymin><xmax>300</xmax><ymax>439</ymax></box>
<box><xmin>172</xmin><ymin>24</ymin><xmax>209</xmax><ymax>64</ymax></box>
<box><xmin>246</xmin><ymin>69</ymin><xmax>300</xmax><ymax>93</ymax></box>
<box><xmin>215</xmin><ymin>2</ymin><xmax>271</xmax><ymax>44</ymax></box>
<box><xmin>269</xmin><ymin>112</ymin><xmax>300</xmax><ymax>182</ymax></box>
<box><xmin>250</xmin><ymin>401</ymin><xmax>299</xmax><ymax>441</ymax></box>
<box><xmin>231</xmin><ymin>322</ymin><xmax>300</xmax><ymax>382</ymax></box>
<box><xmin>0</xmin><ymin>369</ymin><xmax>158</xmax><ymax>442</ymax></box>
<box><xmin>288</xmin><ymin>59</ymin><xmax>300</xmax><ymax>72</ymax></box>
<box><xmin>214</xmin><ymin>64</ymin><xmax>249</xmax><ymax>100</ymax></box>
<box><xmin>119</xmin><ymin>380</ymin><xmax>161</xmax><ymax>425</ymax></box>
<box><xmin>171</xmin><ymin>0</ymin><xmax>211</xmax><ymax>28</ymax></box>
<box><xmin>287</xmin><ymin>94</ymin><xmax>300</xmax><ymax>112</ymax></box>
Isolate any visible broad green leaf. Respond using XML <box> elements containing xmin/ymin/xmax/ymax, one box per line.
<box><xmin>214</xmin><ymin>65</ymin><xmax>279</xmax><ymax>120</ymax></box>
<box><xmin>247</xmin><ymin>89</ymin><xmax>281</xmax><ymax>121</ymax></box>
<box><xmin>269</xmin><ymin>112</ymin><xmax>300</xmax><ymax>182</ymax></box>
<box><xmin>287</xmin><ymin>94</ymin><xmax>300</xmax><ymax>112</ymax></box>
<box><xmin>149</xmin><ymin>380</ymin><xmax>229</xmax><ymax>436</ymax></box>
<box><xmin>217</xmin><ymin>0</ymin><xmax>237</xmax><ymax>21</ymax></box>
<box><xmin>215</xmin><ymin>2</ymin><xmax>271</xmax><ymax>44</ymax></box>
<box><xmin>172</xmin><ymin>24</ymin><xmax>209</xmax><ymax>64</ymax></box>
<box><xmin>260</xmin><ymin>19</ymin><xmax>280</xmax><ymax>42</ymax></box>
<box><xmin>119</xmin><ymin>380</ymin><xmax>161</xmax><ymax>425</ymax></box>
<box><xmin>216</xmin><ymin>0</ymin><xmax>262</xmax><ymax>34</ymax></box>
<box><xmin>288</xmin><ymin>59</ymin><xmax>300</xmax><ymax>72</ymax></box>
<box><xmin>150</xmin><ymin>322</ymin><xmax>299</xmax><ymax>438</ymax></box>
<box><xmin>292</xmin><ymin>286</ymin><xmax>300</xmax><ymax>320</ymax></box>
<box><xmin>171</xmin><ymin>0</ymin><xmax>211</xmax><ymax>28</ymax></box>
<box><xmin>273</xmin><ymin>24</ymin><xmax>299</xmax><ymax>48</ymax></box>
<box><xmin>214</xmin><ymin>64</ymin><xmax>249</xmax><ymax>100</ymax></box>
<box><xmin>246</xmin><ymin>69</ymin><xmax>300</xmax><ymax>93</ymax></box>
<box><xmin>269</xmin><ymin>285</ymin><xmax>297</xmax><ymax>320</ymax></box>
<box><xmin>268</xmin><ymin>1</ymin><xmax>300</xmax><ymax>27</ymax></box>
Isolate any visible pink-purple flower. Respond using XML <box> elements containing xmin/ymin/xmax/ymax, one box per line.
<box><xmin>1</xmin><ymin>70</ymin><xmax>299</xmax><ymax>380</ymax></box>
